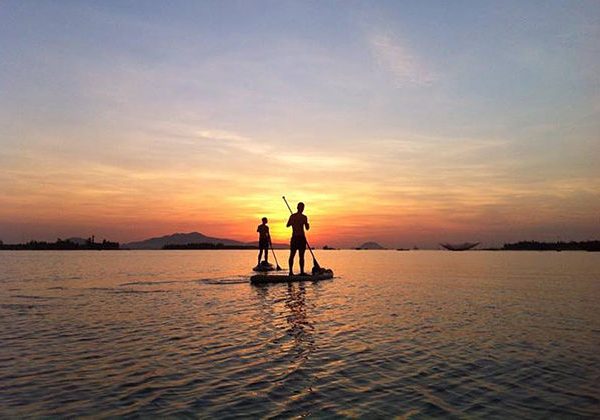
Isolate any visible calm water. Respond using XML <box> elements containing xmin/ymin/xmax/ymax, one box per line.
<box><xmin>0</xmin><ymin>250</ymin><xmax>599</xmax><ymax>418</ymax></box>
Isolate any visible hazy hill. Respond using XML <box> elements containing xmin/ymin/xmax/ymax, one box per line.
<box><xmin>125</xmin><ymin>232</ymin><xmax>288</xmax><ymax>250</ymax></box>
<box><xmin>357</xmin><ymin>241</ymin><xmax>385</xmax><ymax>250</ymax></box>
<box><xmin>125</xmin><ymin>232</ymin><xmax>246</xmax><ymax>250</ymax></box>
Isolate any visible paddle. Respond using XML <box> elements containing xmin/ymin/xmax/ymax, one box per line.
<box><xmin>282</xmin><ymin>196</ymin><xmax>322</xmax><ymax>274</ymax></box>
<box><xmin>268</xmin><ymin>237</ymin><xmax>282</xmax><ymax>271</ymax></box>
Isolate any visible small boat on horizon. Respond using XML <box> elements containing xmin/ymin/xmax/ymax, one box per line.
<box><xmin>440</xmin><ymin>242</ymin><xmax>480</xmax><ymax>251</ymax></box>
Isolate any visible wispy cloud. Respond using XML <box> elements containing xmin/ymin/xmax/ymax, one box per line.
<box><xmin>143</xmin><ymin>122</ymin><xmax>271</xmax><ymax>155</ymax></box>
<box><xmin>276</xmin><ymin>153</ymin><xmax>365</xmax><ymax>171</ymax></box>
<box><xmin>196</xmin><ymin>130</ymin><xmax>250</xmax><ymax>143</ymax></box>
<box><xmin>369</xmin><ymin>33</ymin><xmax>436</xmax><ymax>86</ymax></box>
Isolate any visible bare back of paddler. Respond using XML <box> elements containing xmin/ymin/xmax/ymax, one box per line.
<box><xmin>286</xmin><ymin>202</ymin><xmax>309</xmax><ymax>275</ymax></box>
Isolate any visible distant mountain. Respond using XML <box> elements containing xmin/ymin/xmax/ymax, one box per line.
<box><xmin>124</xmin><ymin>232</ymin><xmax>289</xmax><ymax>250</ymax></box>
<box><xmin>356</xmin><ymin>241</ymin><xmax>385</xmax><ymax>250</ymax></box>
<box><xmin>125</xmin><ymin>232</ymin><xmax>247</xmax><ymax>250</ymax></box>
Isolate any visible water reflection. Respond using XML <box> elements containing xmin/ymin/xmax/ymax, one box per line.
<box><xmin>2</xmin><ymin>251</ymin><xmax>599</xmax><ymax>418</ymax></box>
<box><xmin>254</xmin><ymin>283</ymin><xmax>315</xmax><ymax>360</ymax></box>
<box><xmin>253</xmin><ymin>282</ymin><xmax>318</xmax><ymax>406</ymax></box>
<box><xmin>284</xmin><ymin>284</ymin><xmax>315</xmax><ymax>360</ymax></box>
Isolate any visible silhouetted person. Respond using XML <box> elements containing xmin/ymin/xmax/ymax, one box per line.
<box><xmin>287</xmin><ymin>202</ymin><xmax>309</xmax><ymax>275</ymax></box>
<box><xmin>257</xmin><ymin>217</ymin><xmax>271</xmax><ymax>265</ymax></box>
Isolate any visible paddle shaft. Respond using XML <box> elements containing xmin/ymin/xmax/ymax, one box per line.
<box><xmin>282</xmin><ymin>196</ymin><xmax>320</xmax><ymax>268</ymax></box>
<box><xmin>268</xmin><ymin>237</ymin><xmax>282</xmax><ymax>270</ymax></box>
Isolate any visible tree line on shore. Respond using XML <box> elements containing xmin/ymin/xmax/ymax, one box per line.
<box><xmin>501</xmin><ymin>240</ymin><xmax>600</xmax><ymax>252</ymax></box>
<box><xmin>0</xmin><ymin>238</ymin><xmax>119</xmax><ymax>250</ymax></box>
<box><xmin>162</xmin><ymin>243</ymin><xmax>257</xmax><ymax>250</ymax></box>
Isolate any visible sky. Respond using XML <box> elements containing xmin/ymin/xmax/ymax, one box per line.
<box><xmin>1</xmin><ymin>0</ymin><xmax>599</xmax><ymax>248</ymax></box>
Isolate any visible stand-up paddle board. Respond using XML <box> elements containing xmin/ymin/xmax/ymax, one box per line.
<box><xmin>250</xmin><ymin>269</ymin><xmax>334</xmax><ymax>284</ymax></box>
<box><xmin>253</xmin><ymin>261</ymin><xmax>275</xmax><ymax>272</ymax></box>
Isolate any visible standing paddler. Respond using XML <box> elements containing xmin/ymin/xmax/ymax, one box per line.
<box><xmin>286</xmin><ymin>202</ymin><xmax>309</xmax><ymax>276</ymax></box>
<box><xmin>256</xmin><ymin>217</ymin><xmax>271</xmax><ymax>266</ymax></box>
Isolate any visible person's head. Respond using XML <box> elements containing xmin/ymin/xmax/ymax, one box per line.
<box><xmin>262</xmin><ymin>217</ymin><xmax>268</xmax><ymax>224</ymax></box>
<box><xmin>297</xmin><ymin>202</ymin><xmax>305</xmax><ymax>213</ymax></box>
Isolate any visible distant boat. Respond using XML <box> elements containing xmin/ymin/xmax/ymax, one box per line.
<box><xmin>440</xmin><ymin>242</ymin><xmax>480</xmax><ymax>251</ymax></box>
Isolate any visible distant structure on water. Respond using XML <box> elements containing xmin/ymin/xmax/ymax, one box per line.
<box><xmin>356</xmin><ymin>241</ymin><xmax>386</xmax><ymax>250</ymax></box>
<box><xmin>440</xmin><ymin>242</ymin><xmax>480</xmax><ymax>251</ymax></box>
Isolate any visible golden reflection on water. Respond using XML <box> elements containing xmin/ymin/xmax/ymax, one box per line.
<box><xmin>254</xmin><ymin>282</ymin><xmax>315</xmax><ymax>366</ymax></box>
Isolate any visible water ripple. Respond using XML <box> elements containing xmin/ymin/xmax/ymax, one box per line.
<box><xmin>1</xmin><ymin>251</ymin><xmax>599</xmax><ymax>417</ymax></box>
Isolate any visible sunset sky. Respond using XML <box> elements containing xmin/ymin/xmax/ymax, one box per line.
<box><xmin>1</xmin><ymin>1</ymin><xmax>599</xmax><ymax>247</ymax></box>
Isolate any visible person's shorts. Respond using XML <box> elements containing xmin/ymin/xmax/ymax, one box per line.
<box><xmin>259</xmin><ymin>238</ymin><xmax>269</xmax><ymax>250</ymax></box>
<box><xmin>290</xmin><ymin>236</ymin><xmax>307</xmax><ymax>252</ymax></box>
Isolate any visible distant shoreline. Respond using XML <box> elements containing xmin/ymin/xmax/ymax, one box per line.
<box><xmin>1</xmin><ymin>239</ymin><xmax>598</xmax><ymax>252</ymax></box>
<box><xmin>0</xmin><ymin>239</ymin><xmax>119</xmax><ymax>251</ymax></box>
<box><xmin>162</xmin><ymin>243</ymin><xmax>257</xmax><ymax>250</ymax></box>
<box><xmin>1</xmin><ymin>248</ymin><xmax>598</xmax><ymax>252</ymax></box>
